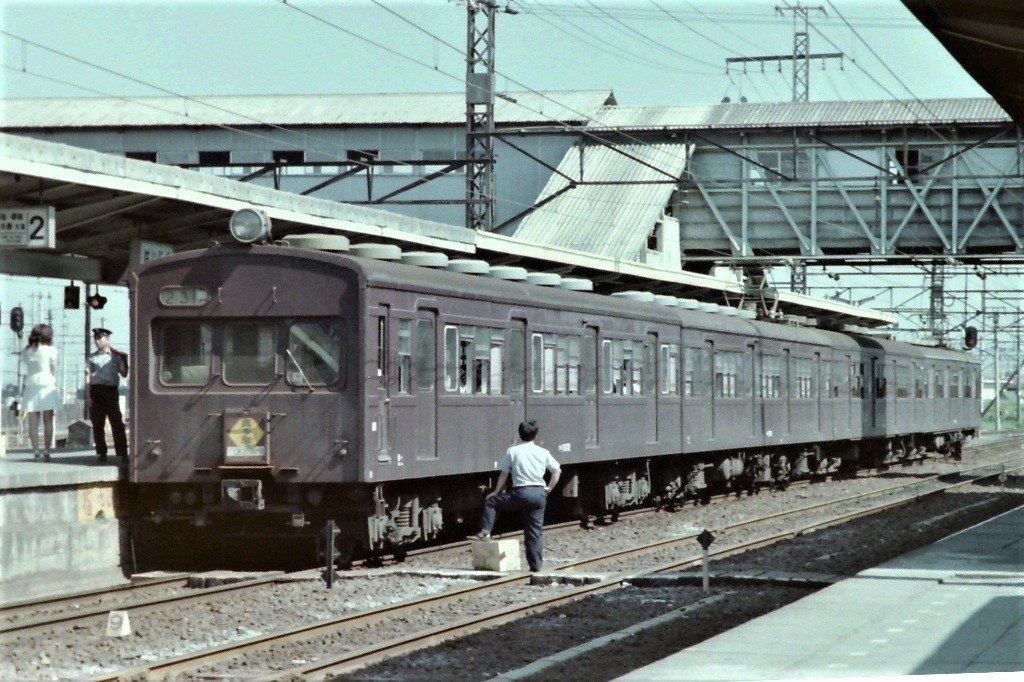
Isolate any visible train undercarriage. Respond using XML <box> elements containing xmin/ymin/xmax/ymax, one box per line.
<box><xmin>131</xmin><ymin>429</ymin><xmax>973</xmax><ymax>571</ymax></box>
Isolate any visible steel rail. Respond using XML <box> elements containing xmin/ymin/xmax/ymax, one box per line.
<box><xmin>92</xmin><ymin>446</ymin><xmax>1024</xmax><ymax>682</ymax></box>
<box><xmin>0</xmin><ymin>572</ymin><xmax>287</xmax><ymax>640</ymax></box>
<box><xmin>0</xmin><ymin>574</ymin><xmax>188</xmax><ymax>621</ymax></box>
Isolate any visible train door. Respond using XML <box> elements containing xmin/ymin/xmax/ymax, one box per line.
<box><xmin>783</xmin><ymin>348</ymin><xmax>792</xmax><ymax>436</ymax></box>
<box><xmin>815</xmin><ymin>352</ymin><xmax>823</xmax><ymax>434</ymax></box>
<box><xmin>414</xmin><ymin>312</ymin><xmax>437</xmax><ymax>459</ymax></box>
<box><xmin>509</xmin><ymin>319</ymin><xmax>527</xmax><ymax>441</ymax></box>
<box><xmin>707</xmin><ymin>340</ymin><xmax>716</xmax><ymax>440</ymax></box>
<box><xmin>583</xmin><ymin>326</ymin><xmax>599</xmax><ymax>448</ymax></box>
<box><xmin>749</xmin><ymin>342</ymin><xmax>758</xmax><ymax>439</ymax></box>
<box><xmin>645</xmin><ymin>332</ymin><xmax>658</xmax><ymax>444</ymax></box>
<box><xmin>375</xmin><ymin>306</ymin><xmax>391</xmax><ymax>462</ymax></box>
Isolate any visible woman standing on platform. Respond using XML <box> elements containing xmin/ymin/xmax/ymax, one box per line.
<box><xmin>20</xmin><ymin>323</ymin><xmax>60</xmax><ymax>461</ymax></box>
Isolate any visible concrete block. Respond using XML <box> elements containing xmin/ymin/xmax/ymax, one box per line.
<box><xmin>471</xmin><ymin>538</ymin><xmax>521</xmax><ymax>572</ymax></box>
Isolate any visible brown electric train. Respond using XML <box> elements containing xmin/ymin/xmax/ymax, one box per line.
<box><xmin>128</xmin><ymin>234</ymin><xmax>981</xmax><ymax>566</ymax></box>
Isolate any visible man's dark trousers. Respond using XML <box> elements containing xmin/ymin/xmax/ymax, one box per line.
<box><xmin>89</xmin><ymin>384</ymin><xmax>127</xmax><ymax>460</ymax></box>
<box><xmin>479</xmin><ymin>486</ymin><xmax>547</xmax><ymax>571</ymax></box>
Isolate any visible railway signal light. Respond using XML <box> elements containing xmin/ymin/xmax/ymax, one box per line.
<box><xmin>64</xmin><ymin>285</ymin><xmax>81</xmax><ymax>309</ymax></box>
<box><xmin>87</xmin><ymin>292</ymin><xmax>108</xmax><ymax>309</ymax></box>
<box><xmin>9</xmin><ymin>306</ymin><xmax>24</xmax><ymax>337</ymax></box>
<box><xmin>964</xmin><ymin>325</ymin><xmax>978</xmax><ymax>350</ymax></box>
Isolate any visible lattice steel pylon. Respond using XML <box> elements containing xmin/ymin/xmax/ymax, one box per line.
<box><xmin>465</xmin><ymin>1</ymin><xmax>496</xmax><ymax>232</ymax></box>
<box><xmin>778</xmin><ymin>2</ymin><xmax>825</xmax><ymax>102</ymax></box>
<box><xmin>929</xmin><ymin>263</ymin><xmax>948</xmax><ymax>341</ymax></box>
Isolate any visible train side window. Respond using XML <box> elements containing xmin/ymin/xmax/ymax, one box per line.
<box><xmin>950</xmin><ymin>372</ymin><xmax>960</xmax><ymax>398</ymax></box>
<box><xmin>473</xmin><ymin>327</ymin><xmax>490</xmax><ymax>394</ymax></box>
<box><xmin>489</xmin><ymin>329</ymin><xmax>503</xmax><ymax>395</ymax></box>
<box><xmin>554</xmin><ymin>336</ymin><xmax>569</xmax><ymax>394</ymax></box>
<box><xmin>397</xmin><ymin>320</ymin><xmax>412</xmax><ymax>394</ymax></box>
<box><xmin>581</xmin><ymin>333</ymin><xmax>596</xmax><ymax>395</ymax></box>
<box><xmin>224</xmin><ymin>322</ymin><xmax>276</xmax><ymax>385</ymax></box>
<box><xmin>444</xmin><ymin>325</ymin><xmax>458</xmax><ymax>391</ymax></box>
<box><xmin>964</xmin><ymin>370</ymin><xmax>974</xmax><ymax>398</ymax></box>
<box><xmin>715</xmin><ymin>350</ymin><xmax>742</xmax><ymax>398</ymax></box>
<box><xmin>531</xmin><ymin>333</ymin><xmax>545</xmax><ymax>393</ymax></box>
<box><xmin>509</xmin><ymin>329</ymin><xmax>525</xmax><ymax>391</ymax></box>
<box><xmin>895</xmin><ymin>364</ymin><xmax>909</xmax><ymax>399</ymax></box>
<box><xmin>760</xmin><ymin>353</ymin><xmax>782</xmax><ymax>399</ymax></box>
<box><xmin>683</xmin><ymin>347</ymin><xmax>700</xmax><ymax>397</ymax></box>
<box><xmin>567</xmin><ymin>336</ymin><xmax>580</xmax><ymax>394</ymax></box>
<box><xmin>287</xmin><ymin>321</ymin><xmax>341</xmax><ymax>386</ymax></box>
<box><xmin>935</xmin><ymin>369</ymin><xmax>945</xmax><ymax>398</ymax></box>
<box><xmin>660</xmin><ymin>343</ymin><xmax>679</xmax><ymax>395</ymax></box>
<box><xmin>160</xmin><ymin>322</ymin><xmax>212</xmax><ymax>385</ymax></box>
<box><xmin>459</xmin><ymin>328</ymin><xmax>474</xmax><ymax>393</ymax></box>
<box><xmin>623</xmin><ymin>341</ymin><xmax>637</xmax><ymax>395</ymax></box>
<box><xmin>602</xmin><ymin>340</ymin><xmax>613</xmax><ymax>394</ymax></box>
<box><xmin>543</xmin><ymin>339</ymin><xmax>556</xmax><ymax>393</ymax></box>
<box><xmin>415</xmin><ymin>319</ymin><xmax>434</xmax><ymax>392</ymax></box>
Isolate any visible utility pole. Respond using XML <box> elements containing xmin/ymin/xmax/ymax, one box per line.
<box><xmin>725</xmin><ymin>2</ymin><xmax>842</xmax><ymax>102</ymax></box>
<box><xmin>929</xmin><ymin>263</ymin><xmax>947</xmax><ymax>343</ymax></box>
<box><xmin>465</xmin><ymin>0</ymin><xmax>498</xmax><ymax>232</ymax></box>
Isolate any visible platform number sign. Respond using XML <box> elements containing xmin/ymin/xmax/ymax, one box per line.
<box><xmin>0</xmin><ymin>206</ymin><xmax>56</xmax><ymax>249</ymax></box>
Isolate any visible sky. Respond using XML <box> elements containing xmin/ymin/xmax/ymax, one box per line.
<box><xmin>0</xmin><ymin>1</ymin><xmax>1000</xmax><ymax>389</ymax></box>
<box><xmin>0</xmin><ymin>0</ymin><xmax>988</xmax><ymax>106</ymax></box>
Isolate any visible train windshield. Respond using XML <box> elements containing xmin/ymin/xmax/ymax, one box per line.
<box><xmin>287</xmin><ymin>321</ymin><xmax>341</xmax><ymax>386</ymax></box>
<box><xmin>157</xmin><ymin>319</ymin><xmax>343</xmax><ymax>388</ymax></box>
<box><xmin>160</xmin><ymin>322</ymin><xmax>213</xmax><ymax>385</ymax></box>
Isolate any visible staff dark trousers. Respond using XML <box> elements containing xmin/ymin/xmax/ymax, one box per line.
<box><xmin>89</xmin><ymin>384</ymin><xmax>127</xmax><ymax>461</ymax></box>
<box><xmin>479</xmin><ymin>486</ymin><xmax>547</xmax><ymax>571</ymax></box>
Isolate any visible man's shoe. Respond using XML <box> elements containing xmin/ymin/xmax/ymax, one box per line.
<box><xmin>468</xmin><ymin>532</ymin><xmax>490</xmax><ymax>541</ymax></box>
<box><xmin>97</xmin><ymin>454</ymin><xmax>108</xmax><ymax>463</ymax></box>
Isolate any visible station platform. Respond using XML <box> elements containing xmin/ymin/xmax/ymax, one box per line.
<box><xmin>618</xmin><ymin>504</ymin><xmax>1024</xmax><ymax>681</ymax></box>
<box><xmin>0</xmin><ymin>447</ymin><xmax>128</xmax><ymax>605</ymax></box>
<box><xmin>0</xmin><ymin>445</ymin><xmax>123</xmax><ymax>488</ymax></box>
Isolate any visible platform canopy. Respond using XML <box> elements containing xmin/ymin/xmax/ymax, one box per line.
<box><xmin>902</xmin><ymin>0</ymin><xmax>1024</xmax><ymax>127</ymax></box>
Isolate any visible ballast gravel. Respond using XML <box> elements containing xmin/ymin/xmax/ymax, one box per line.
<box><xmin>3</xmin><ymin>446</ymin><xmax>1022</xmax><ymax>681</ymax></box>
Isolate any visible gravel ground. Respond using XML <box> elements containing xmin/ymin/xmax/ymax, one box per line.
<box><xmin>336</xmin><ymin>486</ymin><xmax>1024</xmax><ymax>682</ymax></box>
<box><xmin>4</xmin><ymin>445</ymin><xmax>1022</xmax><ymax>681</ymax></box>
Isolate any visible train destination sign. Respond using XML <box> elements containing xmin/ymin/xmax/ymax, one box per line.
<box><xmin>0</xmin><ymin>206</ymin><xmax>56</xmax><ymax>249</ymax></box>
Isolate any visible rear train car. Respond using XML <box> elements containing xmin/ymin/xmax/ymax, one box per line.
<box><xmin>129</xmin><ymin>242</ymin><xmax>980</xmax><ymax>564</ymax></box>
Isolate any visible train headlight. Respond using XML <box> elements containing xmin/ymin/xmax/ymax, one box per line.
<box><xmin>229</xmin><ymin>208</ymin><xmax>272</xmax><ymax>244</ymax></box>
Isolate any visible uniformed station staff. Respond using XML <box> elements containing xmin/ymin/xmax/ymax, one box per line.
<box><xmin>86</xmin><ymin>327</ymin><xmax>129</xmax><ymax>463</ymax></box>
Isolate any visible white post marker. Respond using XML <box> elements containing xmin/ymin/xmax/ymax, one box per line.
<box><xmin>105</xmin><ymin>610</ymin><xmax>131</xmax><ymax>637</ymax></box>
<box><xmin>696</xmin><ymin>529</ymin><xmax>715</xmax><ymax>593</ymax></box>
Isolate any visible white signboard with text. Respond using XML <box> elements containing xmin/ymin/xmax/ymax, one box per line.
<box><xmin>0</xmin><ymin>206</ymin><xmax>56</xmax><ymax>249</ymax></box>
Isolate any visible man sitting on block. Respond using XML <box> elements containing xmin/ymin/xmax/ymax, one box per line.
<box><xmin>472</xmin><ymin>419</ymin><xmax>561</xmax><ymax>572</ymax></box>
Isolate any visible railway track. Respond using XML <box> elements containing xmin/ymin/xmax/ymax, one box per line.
<box><xmin>79</xmin><ymin>443</ymin><xmax>1024</xmax><ymax>682</ymax></box>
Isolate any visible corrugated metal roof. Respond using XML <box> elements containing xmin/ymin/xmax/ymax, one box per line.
<box><xmin>587</xmin><ymin>97</ymin><xmax>1011</xmax><ymax>131</ymax></box>
<box><xmin>513</xmin><ymin>141</ymin><xmax>690</xmax><ymax>260</ymax></box>
<box><xmin>0</xmin><ymin>90</ymin><xmax>615</xmax><ymax>129</ymax></box>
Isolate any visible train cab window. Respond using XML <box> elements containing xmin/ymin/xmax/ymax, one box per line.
<box><xmin>935</xmin><ymin>369</ymin><xmax>945</xmax><ymax>398</ymax></box>
<box><xmin>224</xmin><ymin>323</ymin><xmax>277</xmax><ymax>385</ymax></box>
<box><xmin>397</xmin><ymin>321</ymin><xmax>412</xmax><ymax>394</ymax></box>
<box><xmin>287</xmin><ymin>321</ymin><xmax>341</xmax><ymax>387</ymax></box>
<box><xmin>444</xmin><ymin>326</ymin><xmax>459</xmax><ymax>391</ymax></box>
<box><xmin>473</xmin><ymin>327</ymin><xmax>492</xmax><ymax>394</ymax></box>
<box><xmin>914</xmin><ymin>364</ymin><xmax>925</xmax><ymax>398</ymax></box>
<box><xmin>964</xmin><ymin>370</ymin><xmax>974</xmax><ymax>398</ymax></box>
<box><xmin>950</xmin><ymin>372</ymin><xmax>960</xmax><ymax>398</ymax></box>
<box><xmin>660</xmin><ymin>343</ymin><xmax>679</xmax><ymax>395</ymax></box>
<box><xmin>159</xmin><ymin>322</ymin><xmax>212</xmax><ymax>385</ymax></box>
